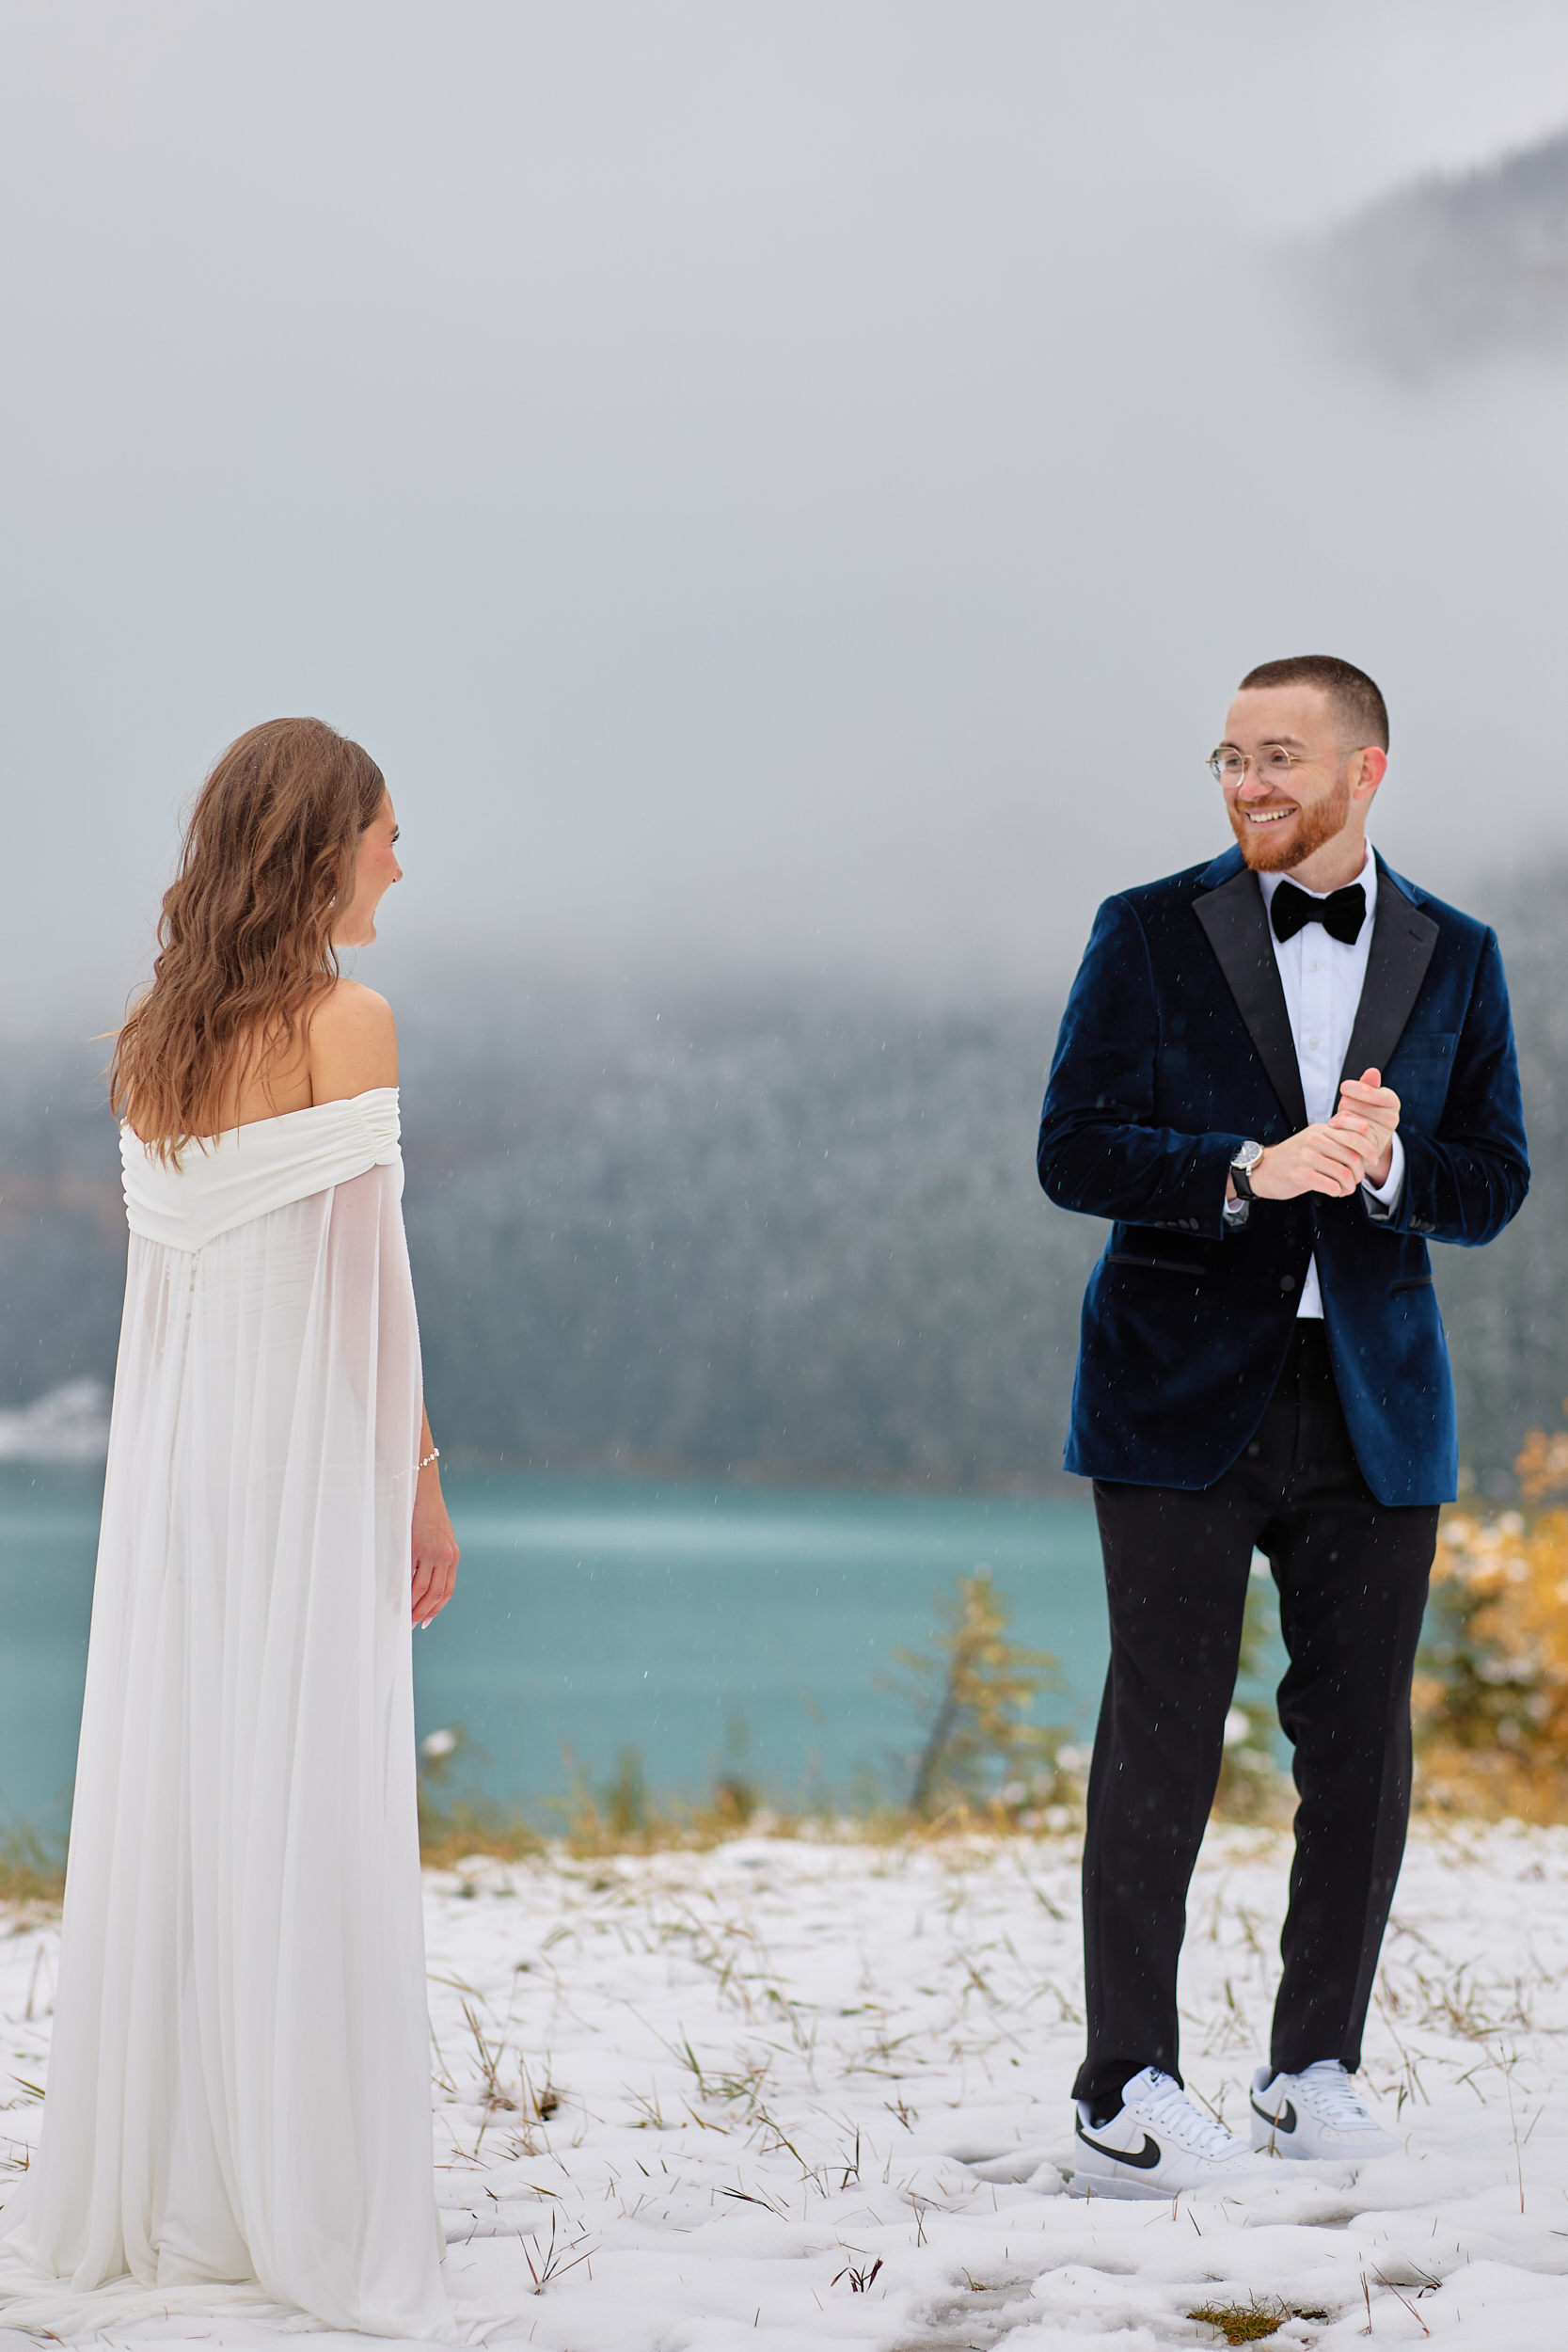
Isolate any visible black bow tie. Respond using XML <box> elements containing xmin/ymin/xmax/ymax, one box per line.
<box><xmin>1270</xmin><ymin>877</ymin><xmax>1367</xmax><ymax>947</ymax></box>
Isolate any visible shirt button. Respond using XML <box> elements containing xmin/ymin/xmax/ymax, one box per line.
<box><xmin>1307</xmin><ymin>1037</ymin><xmax>1320</xmax><ymax>1050</ymax></box>
<box><xmin>1309</xmin><ymin>959</ymin><xmax>1321</xmax><ymax>971</ymax></box>
<box><xmin>1280</xmin><ymin>1274</ymin><xmax>1296</xmax><ymax>1292</ymax></box>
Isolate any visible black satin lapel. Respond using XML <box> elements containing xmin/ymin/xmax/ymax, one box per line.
<box><xmin>1193</xmin><ymin>870</ymin><xmax>1308</xmax><ymax>1132</ymax></box>
<box><xmin>1339</xmin><ymin>874</ymin><xmax>1439</xmax><ymax>1084</ymax></box>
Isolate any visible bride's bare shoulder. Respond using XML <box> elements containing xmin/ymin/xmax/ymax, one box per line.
<box><xmin>308</xmin><ymin>977</ymin><xmax>399</xmax><ymax>1103</ymax></box>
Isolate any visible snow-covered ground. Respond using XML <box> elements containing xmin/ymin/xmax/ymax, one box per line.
<box><xmin>4</xmin><ymin>1820</ymin><xmax>1567</xmax><ymax>2349</ymax></box>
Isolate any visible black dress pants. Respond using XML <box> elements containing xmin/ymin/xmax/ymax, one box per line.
<box><xmin>1073</xmin><ymin>1322</ymin><xmax>1438</xmax><ymax>2111</ymax></box>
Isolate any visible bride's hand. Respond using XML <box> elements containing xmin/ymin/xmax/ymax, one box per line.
<box><xmin>411</xmin><ymin>1470</ymin><xmax>459</xmax><ymax>1628</ymax></box>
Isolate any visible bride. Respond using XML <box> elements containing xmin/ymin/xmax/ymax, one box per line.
<box><xmin>0</xmin><ymin>719</ymin><xmax>462</xmax><ymax>2338</ymax></box>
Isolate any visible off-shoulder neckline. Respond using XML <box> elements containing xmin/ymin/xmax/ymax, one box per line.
<box><xmin>125</xmin><ymin>1086</ymin><xmax>399</xmax><ymax>1150</ymax></box>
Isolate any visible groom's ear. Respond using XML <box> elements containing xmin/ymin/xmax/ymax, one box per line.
<box><xmin>1351</xmin><ymin>747</ymin><xmax>1386</xmax><ymax>801</ymax></box>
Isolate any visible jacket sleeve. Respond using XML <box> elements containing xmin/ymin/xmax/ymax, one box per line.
<box><xmin>1037</xmin><ymin>895</ymin><xmax>1243</xmax><ymax>1236</ymax></box>
<box><xmin>1376</xmin><ymin>929</ymin><xmax>1529</xmax><ymax>1247</ymax></box>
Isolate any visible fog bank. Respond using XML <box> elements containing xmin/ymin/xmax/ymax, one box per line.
<box><xmin>5</xmin><ymin>4</ymin><xmax>1568</xmax><ymax>1031</ymax></box>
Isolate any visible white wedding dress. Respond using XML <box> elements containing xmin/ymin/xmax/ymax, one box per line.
<box><xmin>0</xmin><ymin>1089</ymin><xmax>456</xmax><ymax>2340</ymax></box>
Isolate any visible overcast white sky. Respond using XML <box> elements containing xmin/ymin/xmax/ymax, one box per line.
<box><xmin>5</xmin><ymin>1</ymin><xmax>1568</xmax><ymax>1031</ymax></box>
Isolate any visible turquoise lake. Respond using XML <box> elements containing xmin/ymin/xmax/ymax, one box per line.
<box><xmin>0</xmin><ymin>1465</ymin><xmax>1115</xmax><ymax>1837</ymax></box>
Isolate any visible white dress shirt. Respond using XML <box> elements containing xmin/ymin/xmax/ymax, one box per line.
<box><xmin>1226</xmin><ymin>845</ymin><xmax>1405</xmax><ymax>1318</ymax></box>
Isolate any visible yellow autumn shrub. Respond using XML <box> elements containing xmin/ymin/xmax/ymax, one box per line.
<box><xmin>1415</xmin><ymin>1423</ymin><xmax>1568</xmax><ymax>1820</ymax></box>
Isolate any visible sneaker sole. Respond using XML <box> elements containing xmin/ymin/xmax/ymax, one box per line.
<box><xmin>1250</xmin><ymin>2130</ymin><xmax>1401</xmax><ymax>2161</ymax></box>
<box><xmin>1066</xmin><ymin>2169</ymin><xmax>1174</xmax><ymax>2201</ymax></box>
<box><xmin>1069</xmin><ymin>2165</ymin><xmax>1273</xmax><ymax>2201</ymax></box>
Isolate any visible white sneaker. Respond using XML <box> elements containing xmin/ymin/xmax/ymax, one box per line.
<box><xmin>1250</xmin><ymin>2061</ymin><xmax>1401</xmax><ymax>2159</ymax></box>
<box><xmin>1070</xmin><ymin>2067</ymin><xmax>1276</xmax><ymax>2201</ymax></box>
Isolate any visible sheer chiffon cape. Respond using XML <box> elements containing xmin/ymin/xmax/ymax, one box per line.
<box><xmin>0</xmin><ymin>1090</ymin><xmax>457</xmax><ymax>2340</ymax></box>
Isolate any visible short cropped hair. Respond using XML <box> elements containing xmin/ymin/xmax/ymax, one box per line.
<box><xmin>1237</xmin><ymin>655</ymin><xmax>1389</xmax><ymax>752</ymax></box>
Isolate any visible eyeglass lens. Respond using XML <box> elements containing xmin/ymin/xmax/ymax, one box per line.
<box><xmin>1209</xmin><ymin>749</ymin><xmax>1294</xmax><ymax>784</ymax></box>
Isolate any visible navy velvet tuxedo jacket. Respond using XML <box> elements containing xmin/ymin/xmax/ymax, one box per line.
<box><xmin>1037</xmin><ymin>846</ymin><xmax>1529</xmax><ymax>1507</ymax></box>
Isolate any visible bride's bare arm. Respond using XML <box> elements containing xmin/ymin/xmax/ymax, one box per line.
<box><xmin>411</xmin><ymin>1405</ymin><xmax>459</xmax><ymax>1628</ymax></box>
<box><xmin>307</xmin><ymin>982</ymin><xmax>457</xmax><ymax>1623</ymax></box>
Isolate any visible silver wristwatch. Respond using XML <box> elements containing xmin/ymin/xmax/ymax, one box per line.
<box><xmin>1229</xmin><ymin>1139</ymin><xmax>1264</xmax><ymax>1200</ymax></box>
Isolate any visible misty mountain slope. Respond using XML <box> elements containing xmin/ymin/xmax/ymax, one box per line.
<box><xmin>1307</xmin><ymin>123</ymin><xmax>1568</xmax><ymax>373</ymax></box>
<box><xmin>399</xmin><ymin>998</ymin><xmax>1099</xmax><ymax>1485</ymax></box>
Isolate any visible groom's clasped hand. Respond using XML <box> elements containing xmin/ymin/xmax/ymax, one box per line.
<box><xmin>1335</xmin><ymin>1068</ymin><xmax>1402</xmax><ymax>1182</ymax></box>
<box><xmin>1243</xmin><ymin>1067</ymin><xmax>1401</xmax><ymax>1201</ymax></box>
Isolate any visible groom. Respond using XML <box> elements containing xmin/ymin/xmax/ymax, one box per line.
<box><xmin>1037</xmin><ymin>655</ymin><xmax>1528</xmax><ymax>2198</ymax></box>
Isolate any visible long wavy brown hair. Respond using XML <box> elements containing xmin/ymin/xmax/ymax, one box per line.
<box><xmin>111</xmin><ymin>719</ymin><xmax>388</xmax><ymax>1156</ymax></box>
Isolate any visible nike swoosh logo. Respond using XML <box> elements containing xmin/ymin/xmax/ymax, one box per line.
<box><xmin>1250</xmin><ymin>2094</ymin><xmax>1297</xmax><ymax>2135</ymax></box>
<box><xmin>1073</xmin><ymin>2116</ymin><xmax>1162</xmax><ymax>2169</ymax></box>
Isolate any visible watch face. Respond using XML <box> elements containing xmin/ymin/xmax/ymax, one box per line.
<box><xmin>1233</xmin><ymin>1141</ymin><xmax>1263</xmax><ymax>1171</ymax></box>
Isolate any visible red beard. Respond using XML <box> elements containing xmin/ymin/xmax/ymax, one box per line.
<box><xmin>1229</xmin><ymin>772</ymin><xmax>1353</xmax><ymax>872</ymax></box>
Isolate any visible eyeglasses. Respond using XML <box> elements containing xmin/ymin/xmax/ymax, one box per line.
<box><xmin>1208</xmin><ymin>746</ymin><xmax>1309</xmax><ymax>786</ymax></box>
